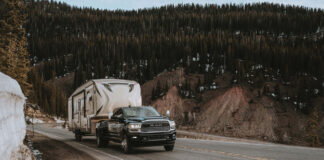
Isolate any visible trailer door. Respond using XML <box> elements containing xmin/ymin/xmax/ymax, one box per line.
<box><xmin>78</xmin><ymin>99</ymin><xmax>82</xmax><ymax>127</ymax></box>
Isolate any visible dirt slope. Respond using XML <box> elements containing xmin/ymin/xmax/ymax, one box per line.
<box><xmin>152</xmin><ymin>86</ymin><xmax>197</xmax><ymax>122</ymax></box>
<box><xmin>145</xmin><ymin>68</ymin><xmax>323</xmax><ymax>145</ymax></box>
<box><xmin>197</xmin><ymin>87</ymin><xmax>278</xmax><ymax>141</ymax></box>
<box><xmin>141</xmin><ymin>68</ymin><xmax>185</xmax><ymax>105</ymax></box>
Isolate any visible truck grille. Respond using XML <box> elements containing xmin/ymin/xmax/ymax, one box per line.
<box><xmin>141</xmin><ymin>121</ymin><xmax>170</xmax><ymax>132</ymax></box>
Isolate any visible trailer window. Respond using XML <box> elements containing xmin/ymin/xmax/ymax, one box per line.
<box><xmin>78</xmin><ymin>99</ymin><xmax>81</xmax><ymax>112</ymax></box>
<box><xmin>112</xmin><ymin>109</ymin><xmax>123</xmax><ymax>119</ymax></box>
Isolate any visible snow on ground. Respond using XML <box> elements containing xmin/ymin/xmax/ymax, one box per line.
<box><xmin>32</xmin><ymin>118</ymin><xmax>44</xmax><ymax>124</ymax></box>
<box><xmin>0</xmin><ymin>72</ymin><xmax>31</xmax><ymax>159</ymax></box>
<box><xmin>54</xmin><ymin>117</ymin><xmax>65</xmax><ymax>123</ymax></box>
<box><xmin>25</xmin><ymin>116</ymin><xmax>44</xmax><ymax>124</ymax></box>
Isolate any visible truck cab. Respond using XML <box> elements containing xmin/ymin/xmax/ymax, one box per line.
<box><xmin>96</xmin><ymin>106</ymin><xmax>176</xmax><ymax>153</ymax></box>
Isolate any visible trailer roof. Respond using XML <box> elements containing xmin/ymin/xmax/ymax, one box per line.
<box><xmin>69</xmin><ymin>79</ymin><xmax>138</xmax><ymax>98</ymax></box>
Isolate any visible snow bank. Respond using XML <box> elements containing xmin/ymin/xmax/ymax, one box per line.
<box><xmin>0</xmin><ymin>72</ymin><xmax>27</xmax><ymax>159</ymax></box>
<box><xmin>54</xmin><ymin>117</ymin><xmax>65</xmax><ymax>123</ymax></box>
<box><xmin>31</xmin><ymin>118</ymin><xmax>44</xmax><ymax>124</ymax></box>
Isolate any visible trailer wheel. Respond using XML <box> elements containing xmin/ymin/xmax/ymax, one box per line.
<box><xmin>75</xmin><ymin>131</ymin><xmax>82</xmax><ymax>142</ymax></box>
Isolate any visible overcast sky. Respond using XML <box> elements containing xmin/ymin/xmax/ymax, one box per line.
<box><xmin>53</xmin><ymin>0</ymin><xmax>324</xmax><ymax>10</ymax></box>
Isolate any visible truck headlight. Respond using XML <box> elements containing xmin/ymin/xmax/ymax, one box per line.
<box><xmin>169</xmin><ymin>121</ymin><xmax>176</xmax><ymax>130</ymax></box>
<box><xmin>128</xmin><ymin>123</ymin><xmax>141</xmax><ymax>129</ymax></box>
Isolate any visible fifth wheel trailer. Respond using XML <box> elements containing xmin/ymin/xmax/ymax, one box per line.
<box><xmin>68</xmin><ymin>79</ymin><xmax>142</xmax><ymax>141</ymax></box>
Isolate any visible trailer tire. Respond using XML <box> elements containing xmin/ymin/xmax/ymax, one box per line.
<box><xmin>75</xmin><ymin>131</ymin><xmax>82</xmax><ymax>142</ymax></box>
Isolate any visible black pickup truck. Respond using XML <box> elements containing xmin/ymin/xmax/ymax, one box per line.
<box><xmin>95</xmin><ymin>106</ymin><xmax>176</xmax><ymax>153</ymax></box>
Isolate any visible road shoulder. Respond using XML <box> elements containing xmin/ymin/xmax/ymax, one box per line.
<box><xmin>26</xmin><ymin>130</ymin><xmax>96</xmax><ymax>160</ymax></box>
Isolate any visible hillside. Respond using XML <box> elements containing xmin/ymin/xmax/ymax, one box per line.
<box><xmin>148</xmin><ymin>68</ymin><xmax>324</xmax><ymax>146</ymax></box>
<box><xmin>25</xmin><ymin>1</ymin><xmax>324</xmax><ymax>118</ymax></box>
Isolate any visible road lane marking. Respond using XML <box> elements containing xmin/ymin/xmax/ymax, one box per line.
<box><xmin>177</xmin><ymin>145</ymin><xmax>274</xmax><ymax>160</ymax></box>
<box><xmin>178</xmin><ymin>137</ymin><xmax>324</xmax><ymax>152</ymax></box>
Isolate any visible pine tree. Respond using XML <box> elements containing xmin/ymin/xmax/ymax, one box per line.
<box><xmin>151</xmin><ymin>87</ymin><xmax>155</xmax><ymax>100</ymax></box>
<box><xmin>196</xmin><ymin>78</ymin><xmax>201</xmax><ymax>93</ymax></box>
<box><xmin>156</xmin><ymin>80</ymin><xmax>161</xmax><ymax>97</ymax></box>
<box><xmin>0</xmin><ymin>0</ymin><xmax>31</xmax><ymax>96</ymax></box>
<box><xmin>0</xmin><ymin>0</ymin><xmax>17</xmax><ymax>77</ymax></box>
<box><xmin>274</xmin><ymin>84</ymin><xmax>281</xmax><ymax>101</ymax></box>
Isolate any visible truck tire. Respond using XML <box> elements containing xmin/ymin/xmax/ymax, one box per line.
<box><xmin>96</xmin><ymin>135</ymin><xmax>109</xmax><ymax>148</ymax></box>
<box><xmin>121</xmin><ymin>134</ymin><xmax>132</xmax><ymax>154</ymax></box>
<box><xmin>96</xmin><ymin>135</ymin><xmax>103</xmax><ymax>147</ymax></box>
<box><xmin>164</xmin><ymin>145</ymin><xmax>174</xmax><ymax>151</ymax></box>
<box><xmin>75</xmin><ymin>131</ymin><xmax>82</xmax><ymax>142</ymax></box>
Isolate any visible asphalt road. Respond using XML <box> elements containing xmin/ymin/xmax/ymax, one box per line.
<box><xmin>27</xmin><ymin>124</ymin><xmax>324</xmax><ymax>160</ymax></box>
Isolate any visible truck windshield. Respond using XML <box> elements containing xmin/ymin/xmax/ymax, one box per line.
<box><xmin>123</xmin><ymin>107</ymin><xmax>161</xmax><ymax>117</ymax></box>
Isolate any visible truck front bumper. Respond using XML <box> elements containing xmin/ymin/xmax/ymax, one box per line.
<box><xmin>127</xmin><ymin>130</ymin><xmax>176</xmax><ymax>147</ymax></box>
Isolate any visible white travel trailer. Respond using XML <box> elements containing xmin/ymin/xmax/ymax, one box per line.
<box><xmin>68</xmin><ymin>79</ymin><xmax>142</xmax><ymax>141</ymax></box>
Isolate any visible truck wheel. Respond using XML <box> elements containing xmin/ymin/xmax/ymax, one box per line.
<box><xmin>75</xmin><ymin>132</ymin><xmax>82</xmax><ymax>142</ymax></box>
<box><xmin>96</xmin><ymin>135</ymin><xmax>109</xmax><ymax>148</ymax></box>
<box><xmin>96</xmin><ymin>135</ymin><xmax>103</xmax><ymax>147</ymax></box>
<box><xmin>121</xmin><ymin>135</ymin><xmax>132</xmax><ymax>154</ymax></box>
<box><xmin>164</xmin><ymin>145</ymin><xmax>174</xmax><ymax>151</ymax></box>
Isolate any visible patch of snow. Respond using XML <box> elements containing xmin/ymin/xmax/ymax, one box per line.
<box><xmin>283</xmin><ymin>96</ymin><xmax>290</xmax><ymax>101</ymax></box>
<box><xmin>314</xmin><ymin>89</ymin><xmax>319</xmax><ymax>95</ymax></box>
<box><xmin>199</xmin><ymin>86</ymin><xmax>204</xmax><ymax>92</ymax></box>
<box><xmin>298</xmin><ymin>102</ymin><xmax>306</xmax><ymax>109</ymax></box>
<box><xmin>31</xmin><ymin>118</ymin><xmax>44</xmax><ymax>124</ymax></box>
<box><xmin>271</xmin><ymin>76</ymin><xmax>277</xmax><ymax>81</ymax></box>
<box><xmin>205</xmin><ymin>64</ymin><xmax>210</xmax><ymax>72</ymax></box>
<box><xmin>26</xmin><ymin>139</ymin><xmax>42</xmax><ymax>159</ymax></box>
<box><xmin>0</xmin><ymin>72</ymin><xmax>26</xmax><ymax>160</ymax></box>
<box><xmin>271</xmin><ymin>93</ymin><xmax>276</xmax><ymax>98</ymax></box>
<box><xmin>251</xmin><ymin>64</ymin><xmax>263</xmax><ymax>70</ymax></box>
<box><xmin>282</xmin><ymin>81</ymin><xmax>291</xmax><ymax>85</ymax></box>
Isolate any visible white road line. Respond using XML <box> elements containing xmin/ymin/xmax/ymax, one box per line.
<box><xmin>177</xmin><ymin>138</ymin><xmax>324</xmax><ymax>151</ymax></box>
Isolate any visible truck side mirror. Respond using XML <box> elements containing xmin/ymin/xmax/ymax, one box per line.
<box><xmin>166</xmin><ymin>110</ymin><xmax>170</xmax><ymax>117</ymax></box>
<box><xmin>108</xmin><ymin>112</ymin><xmax>113</xmax><ymax>119</ymax></box>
